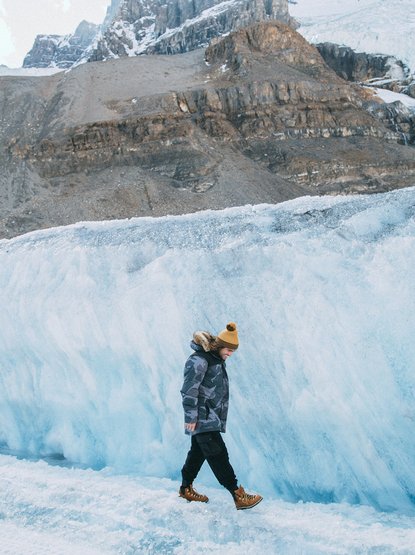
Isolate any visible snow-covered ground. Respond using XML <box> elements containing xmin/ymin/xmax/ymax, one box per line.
<box><xmin>2</xmin><ymin>454</ymin><xmax>415</xmax><ymax>554</ymax></box>
<box><xmin>1</xmin><ymin>188</ymin><xmax>415</xmax><ymax>551</ymax></box>
<box><xmin>290</xmin><ymin>0</ymin><xmax>415</xmax><ymax>73</ymax></box>
<box><xmin>372</xmin><ymin>87</ymin><xmax>415</xmax><ymax>109</ymax></box>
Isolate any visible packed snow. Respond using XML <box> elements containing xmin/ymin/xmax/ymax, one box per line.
<box><xmin>290</xmin><ymin>0</ymin><xmax>415</xmax><ymax>73</ymax></box>
<box><xmin>1</xmin><ymin>188</ymin><xmax>415</xmax><ymax>552</ymax></box>
<box><xmin>2</xmin><ymin>454</ymin><xmax>415</xmax><ymax>554</ymax></box>
<box><xmin>372</xmin><ymin>88</ymin><xmax>415</xmax><ymax>110</ymax></box>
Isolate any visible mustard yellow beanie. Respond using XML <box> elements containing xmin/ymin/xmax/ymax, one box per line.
<box><xmin>216</xmin><ymin>322</ymin><xmax>239</xmax><ymax>350</ymax></box>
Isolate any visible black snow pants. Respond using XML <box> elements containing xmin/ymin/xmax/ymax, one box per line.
<box><xmin>181</xmin><ymin>431</ymin><xmax>238</xmax><ymax>493</ymax></box>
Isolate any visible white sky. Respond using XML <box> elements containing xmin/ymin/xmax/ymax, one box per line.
<box><xmin>0</xmin><ymin>0</ymin><xmax>109</xmax><ymax>67</ymax></box>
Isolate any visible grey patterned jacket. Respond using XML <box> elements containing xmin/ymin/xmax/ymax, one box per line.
<box><xmin>180</xmin><ymin>334</ymin><xmax>229</xmax><ymax>435</ymax></box>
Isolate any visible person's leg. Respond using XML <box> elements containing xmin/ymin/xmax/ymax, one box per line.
<box><xmin>180</xmin><ymin>435</ymin><xmax>209</xmax><ymax>502</ymax></box>
<box><xmin>194</xmin><ymin>431</ymin><xmax>238</xmax><ymax>492</ymax></box>
<box><xmin>181</xmin><ymin>434</ymin><xmax>206</xmax><ymax>487</ymax></box>
<box><xmin>190</xmin><ymin>431</ymin><xmax>263</xmax><ymax>509</ymax></box>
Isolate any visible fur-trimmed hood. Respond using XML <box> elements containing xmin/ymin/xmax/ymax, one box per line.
<box><xmin>192</xmin><ymin>330</ymin><xmax>216</xmax><ymax>352</ymax></box>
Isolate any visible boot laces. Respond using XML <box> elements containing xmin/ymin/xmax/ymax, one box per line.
<box><xmin>237</xmin><ymin>487</ymin><xmax>256</xmax><ymax>501</ymax></box>
<box><xmin>189</xmin><ymin>485</ymin><xmax>204</xmax><ymax>500</ymax></box>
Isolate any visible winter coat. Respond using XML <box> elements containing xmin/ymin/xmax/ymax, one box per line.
<box><xmin>180</xmin><ymin>333</ymin><xmax>229</xmax><ymax>435</ymax></box>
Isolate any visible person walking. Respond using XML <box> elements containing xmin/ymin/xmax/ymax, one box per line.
<box><xmin>179</xmin><ymin>322</ymin><xmax>263</xmax><ymax>510</ymax></box>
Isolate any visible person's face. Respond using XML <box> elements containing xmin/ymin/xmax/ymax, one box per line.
<box><xmin>219</xmin><ymin>347</ymin><xmax>235</xmax><ymax>360</ymax></box>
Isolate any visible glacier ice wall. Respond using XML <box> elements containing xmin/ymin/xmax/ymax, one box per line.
<box><xmin>1</xmin><ymin>188</ymin><xmax>415</xmax><ymax>513</ymax></box>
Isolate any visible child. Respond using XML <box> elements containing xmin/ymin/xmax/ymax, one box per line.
<box><xmin>179</xmin><ymin>322</ymin><xmax>262</xmax><ymax>510</ymax></box>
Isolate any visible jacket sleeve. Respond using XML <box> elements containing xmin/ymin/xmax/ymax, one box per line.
<box><xmin>180</xmin><ymin>355</ymin><xmax>208</xmax><ymax>424</ymax></box>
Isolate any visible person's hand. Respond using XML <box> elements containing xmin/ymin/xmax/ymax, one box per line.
<box><xmin>185</xmin><ymin>422</ymin><xmax>197</xmax><ymax>432</ymax></box>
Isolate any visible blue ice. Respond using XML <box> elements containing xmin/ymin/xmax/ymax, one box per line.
<box><xmin>1</xmin><ymin>188</ymin><xmax>415</xmax><ymax>513</ymax></box>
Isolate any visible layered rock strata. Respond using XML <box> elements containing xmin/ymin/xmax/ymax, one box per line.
<box><xmin>316</xmin><ymin>42</ymin><xmax>415</xmax><ymax>144</ymax></box>
<box><xmin>1</xmin><ymin>21</ymin><xmax>415</xmax><ymax>238</ymax></box>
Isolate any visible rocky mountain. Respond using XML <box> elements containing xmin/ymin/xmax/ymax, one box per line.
<box><xmin>315</xmin><ymin>43</ymin><xmax>415</xmax><ymax>102</ymax></box>
<box><xmin>2</xmin><ymin>21</ymin><xmax>414</xmax><ymax>239</ymax></box>
<box><xmin>23</xmin><ymin>21</ymin><xmax>99</xmax><ymax>69</ymax></box>
<box><xmin>314</xmin><ymin>44</ymin><xmax>415</xmax><ymax>145</ymax></box>
<box><xmin>22</xmin><ymin>0</ymin><xmax>295</xmax><ymax>69</ymax></box>
<box><xmin>315</xmin><ymin>44</ymin><xmax>409</xmax><ymax>85</ymax></box>
<box><xmin>290</xmin><ymin>0</ymin><xmax>415</xmax><ymax>74</ymax></box>
<box><xmin>291</xmin><ymin>0</ymin><xmax>415</xmax><ymax>104</ymax></box>
<box><xmin>87</xmin><ymin>0</ymin><xmax>296</xmax><ymax>60</ymax></box>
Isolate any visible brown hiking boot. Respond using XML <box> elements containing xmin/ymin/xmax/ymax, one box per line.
<box><xmin>233</xmin><ymin>485</ymin><xmax>263</xmax><ymax>510</ymax></box>
<box><xmin>179</xmin><ymin>484</ymin><xmax>209</xmax><ymax>503</ymax></box>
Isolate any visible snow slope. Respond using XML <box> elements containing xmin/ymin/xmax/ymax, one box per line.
<box><xmin>1</xmin><ymin>188</ymin><xmax>415</xmax><ymax>517</ymax></box>
<box><xmin>372</xmin><ymin>88</ymin><xmax>415</xmax><ymax>109</ymax></box>
<box><xmin>2</xmin><ymin>454</ymin><xmax>415</xmax><ymax>554</ymax></box>
<box><xmin>290</xmin><ymin>0</ymin><xmax>415</xmax><ymax>73</ymax></box>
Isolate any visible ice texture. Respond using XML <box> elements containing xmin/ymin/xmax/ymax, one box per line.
<box><xmin>290</xmin><ymin>0</ymin><xmax>415</xmax><ymax>73</ymax></box>
<box><xmin>1</xmin><ymin>188</ymin><xmax>415</xmax><ymax>514</ymax></box>
<box><xmin>2</xmin><ymin>455</ymin><xmax>415</xmax><ymax>554</ymax></box>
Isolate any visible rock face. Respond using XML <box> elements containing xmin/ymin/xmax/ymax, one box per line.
<box><xmin>316</xmin><ymin>43</ymin><xmax>409</xmax><ymax>83</ymax></box>
<box><xmin>316</xmin><ymin>43</ymin><xmax>415</xmax><ymax>145</ymax></box>
<box><xmin>316</xmin><ymin>42</ymin><xmax>415</xmax><ymax>98</ymax></box>
<box><xmin>23</xmin><ymin>0</ymin><xmax>295</xmax><ymax>68</ymax></box>
<box><xmin>2</xmin><ymin>21</ymin><xmax>415</xmax><ymax>238</ymax></box>
<box><xmin>23</xmin><ymin>21</ymin><xmax>99</xmax><ymax>69</ymax></box>
<box><xmin>364</xmin><ymin>100</ymin><xmax>415</xmax><ymax>146</ymax></box>
<box><xmin>89</xmin><ymin>0</ymin><xmax>296</xmax><ymax>60</ymax></box>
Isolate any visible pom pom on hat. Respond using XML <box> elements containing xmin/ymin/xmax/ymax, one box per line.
<box><xmin>217</xmin><ymin>322</ymin><xmax>239</xmax><ymax>349</ymax></box>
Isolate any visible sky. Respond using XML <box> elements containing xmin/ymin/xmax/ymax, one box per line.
<box><xmin>0</xmin><ymin>0</ymin><xmax>109</xmax><ymax>67</ymax></box>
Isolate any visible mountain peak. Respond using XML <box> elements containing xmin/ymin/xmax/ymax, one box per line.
<box><xmin>206</xmin><ymin>20</ymin><xmax>321</xmax><ymax>71</ymax></box>
<box><xmin>23</xmin><ymin>0</ymin><xmax>295</xmax><ymax>68</ymax></box>
<box><xmin>23</xmin><ymin>22</ymin><xmax>99</xmax><ymax>69</ymax></box>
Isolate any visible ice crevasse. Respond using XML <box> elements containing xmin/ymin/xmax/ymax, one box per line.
<box><xmin>0</xmin><ymin>187</ymin><xmax>415</xmax><ymax>514</ymax></box>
